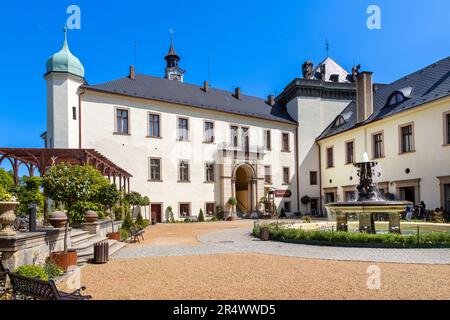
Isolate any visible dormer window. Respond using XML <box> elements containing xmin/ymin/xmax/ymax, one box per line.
<box><xmin>387</xmin><ymin>91</ymin><xmax>406</xmax><ymax>107</ymax></box>
<box><xmin>334</xmin><ymin>116</ymin><xmax>346</xmax><ymax>127</ymax></box>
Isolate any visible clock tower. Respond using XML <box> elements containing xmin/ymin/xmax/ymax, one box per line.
<box><xmin>165</xmin><ymin>38</ymin><xmax>185</xmax><ymax>82</ymax></box>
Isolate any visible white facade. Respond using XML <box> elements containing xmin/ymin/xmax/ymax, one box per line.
<box><xmin>287</xmin><ymin>96</ymin><xmax>352</xmax><ymax>213</ymax></box>
<box><xmin>45</xmin><ymin>72</ymin><xmax>83</xmax><ymax>149</ymax></box>
<box><xmin>76</xmin><ymin>90</ymin><xmax>298</xmax><ymax>220</ymax></box>
<box><xmin>318</xmin><ymin>98</ymin><xmax>450</xmax><ymax>211</ymax></box>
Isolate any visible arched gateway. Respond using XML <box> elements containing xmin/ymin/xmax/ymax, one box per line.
<box><xmin>233</xmin><ymin>163</ymin><xmax>257</xmax><ymax>214</ymax></box>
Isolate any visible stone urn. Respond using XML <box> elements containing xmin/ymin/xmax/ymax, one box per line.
<box><xmin>48</xmin><ymin>211</ymin><xmax>68</xmax><ymax>229</ymax></box>
<box><xmin>0</xmin><ymin>202</ymin><xmax>19</xmax><ymax>236</ymax></box>
<box><xmin>85</xmin><ymin>210</ymin><xmax>99</xmax><ymax>223</ymax></box>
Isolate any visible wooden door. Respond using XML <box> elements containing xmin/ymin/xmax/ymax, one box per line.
<box><xmin>151</xmin><ymin>204</ymin><xmax>162</xmax><ymax>223</ymax></box>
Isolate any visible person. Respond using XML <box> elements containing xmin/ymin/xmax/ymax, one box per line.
<box><xmin>420</xmin><ymin>201</ymin><xmax>427</xmax><ymax>221</ymax></box>
<box><xmin>405</xmin><ymin>205</ymin><xmax>414</xmax><ymax>222</ymax></box>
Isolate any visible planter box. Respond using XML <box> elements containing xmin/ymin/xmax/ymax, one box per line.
<box><xmin>50</xmin><ymin>251</ymin><xmax>78</xmax><ymax>272</ymax></box>
<box><xmin>107</xmin><ymin>232</ymin><xmax>121</xmax><ymax>241</ymax></box>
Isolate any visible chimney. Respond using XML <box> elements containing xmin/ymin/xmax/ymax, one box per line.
<box><xmin>234</xmin><ymin>87</ymin><xmax>241</xmax><ymax>100</ymax></box>
<box><xmin>356</xmin><ymin>71</ymin><xmax>374</xmax><ymax>123</ymax></box>
<box><xmin>129</xmin><ymin>65</ymin><xmax>135</xmax><ymax>80</ymax></box>
<box><xmin>203</xmin><ymin>81</ymin><xmax>209</xmax><ymax>92</ymax></box>
<box><xmin>267</xmin><ymin>95</ymin><xmax>275</xmax><ymax>106</ymax></box>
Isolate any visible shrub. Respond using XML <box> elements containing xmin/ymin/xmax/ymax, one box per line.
<box><xmin>254</xmin><ymin>225</ymin><xmax>450</xmax><ymax>247</ymax></box>
<box><xmin>122</xmin><ymin>213</ymin><xmax>134</xmax><ymax>230</ymax></box>
<box><xmin>301</xmin><ymin>196</ymin><xmax>311</xmax><ymax>206</ymax></box>
<box><xmin>215</xmin><ymin>206</ymin><xmax>224</xmax><ymax>220</ymax></box>
<box><xmin>198</xmin><ymin>209</ymin><xmax>205</xmax><ymax>222</ymax></box>
<box><xmin>44</xmin><ymin>260</ymin><xmax>63</xmax><ymax>279</ymax></box>
<box><xmin>279</xmin><ymin>208</ymin><xmax>286</xmax><ymax>218</ymax></box>
<box><xmin>228</xmin><ymin>197</ymin><xmax>237</xmax><ymax>206</ymax></box>
<box><xmin>14</xmin><ymin>265</ymin><xmax>48</xmax><ymax>281</ymax></box>
<box><xmin>136</xmin><ymin>211</ymin><xmax>145</xmax><ymax>228</ymax></box>
<box><xmin>0</xmin><ymin>185</ymin><xmax>14</xmax><ymax>202</ymax></box>
<box><xmin>167</xmin><ymin>207</ymin><xmax>175</xmax><ymax>223</ymax></box>
<box><xmin>120</xmin><ymin>228</ymin><xmax>130</xmax><ymax>241</ymax></box>
<box><xmin>302</xmin><ymin>216</ymin><xmax>312</xmax><ymax>223</ymax></box>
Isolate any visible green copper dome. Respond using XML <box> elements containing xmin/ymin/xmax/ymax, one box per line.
<box><xmin>46</xmin><ymin>28</ymin><xmax>84</xmax><ymax>78</ymax></box>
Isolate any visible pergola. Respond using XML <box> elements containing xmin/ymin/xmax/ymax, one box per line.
<box><xmin>0</xmin><ymin>148</ymin><xmax>132</xmax><ymax>192</ymax></box>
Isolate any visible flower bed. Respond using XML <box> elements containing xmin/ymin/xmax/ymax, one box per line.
<box><xmin>254</xmin><ymin>224</ymin><xmax>450</xmax><ymax>248</ymax></box>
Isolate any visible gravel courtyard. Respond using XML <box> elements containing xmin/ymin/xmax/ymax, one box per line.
<box><xmin>81</xmin><ymin>221</ymin><xmax>450</xmax><ymax>300</ymax></box>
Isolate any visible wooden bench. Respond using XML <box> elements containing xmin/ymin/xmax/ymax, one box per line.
<box><xmin>6</xmin><ymin>270</ymin><xmax>92</xmax><ymax>300</ymax></box>
<box><xmin>129</xmin><ymin>227</ymin><xmax>145</xmax><ymax>243</ymax></box>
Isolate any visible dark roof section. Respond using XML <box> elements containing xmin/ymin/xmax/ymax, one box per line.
<box><xmin>82</xmin><ymin>74</ymin><xmax>297</xmax><ymax>125</ymax></box>
<box><xmin>317</xmin><ymin>56</ymin><xmax>450</xmax><ymax>141</ymax></box>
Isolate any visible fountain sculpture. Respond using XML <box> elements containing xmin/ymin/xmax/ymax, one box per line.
<box><xmin>325</xmin><ymin>153</ymin><xmax>412</xmax><ymax>234</ymax></box>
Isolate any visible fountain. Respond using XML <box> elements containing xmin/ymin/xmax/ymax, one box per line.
<box><xmin>325</xmin><ymin>153</ymin><xmax>412</xmax><ymax>234</ymax></box>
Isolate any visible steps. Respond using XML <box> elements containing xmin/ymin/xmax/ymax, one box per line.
<box><xmin>70</xmin><ymin>229</ymin><xmax>126</xmax><ymax>264</ymax></box>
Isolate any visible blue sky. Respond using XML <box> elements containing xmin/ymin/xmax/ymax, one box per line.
<box><xmin>0</xmin><ymin>0</ymin><xmax>449</xmax><ymax>151</ymax></box>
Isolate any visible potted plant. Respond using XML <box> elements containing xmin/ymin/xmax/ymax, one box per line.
<box><xmin>97</xmin><ymin>184</ymin><xmax>120</xmax><ymax>241</ymax></box>
<box><xmin>43</xmin><ymin>164</ymin><xmax>106</xmax><ymax>271</ymax></box>
<box><xmin>226</xmin><ymin>197</ymin><xmax>238</xmax><ymax>221</ymax></box>
<box><xmin>0</xmin><ymin>185</ymin><xmax>19</xmax><ymax>236</ymax></box>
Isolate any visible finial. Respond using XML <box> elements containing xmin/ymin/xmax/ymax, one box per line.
<box><xmin>62</xmin><ymin>27</ymin><xmax>69</xmax><ymax>50</ymax></box>
<box><xmin>325</xmin><ymin>39</ymin><xmax>330</xmax><ymax>57</ymax></box>
<box><xmin>169</xmin><ymin>27</ymin><xmax>175</xmax><ymax>41</ymax></box>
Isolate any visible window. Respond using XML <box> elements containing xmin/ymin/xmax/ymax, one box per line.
<box><xmin>264</xmin><ymin>130</ymin><xmax>272</xmax><ymax>150</ymax></box>
<box><xmin>116</xmin><ymin>108</ymin><xmax>129</xmax><ymax>134</ymax></box>
<box><xmin>206</xmin><ymin>203</ymin><xmax>215</xmax><ymax>216</ymax></box>
<box><xmin>264</xmin><ymin>166</ymin><xmax>272</xmax><ymax>184</ymax></box>
<box><xmin>230</xmin><ymin>126</ymin><xmax>239</xmax><ymax>147</ymax></box>
<box><xmin>400</xmin><ymin>124</ymin><xmax>414</xmax><ymax>153</ymax></box>
<box><xmin>179</xmin><ymin>203</ymin><xmax>191</xmax><ymax>217</ymax></box>
<box><xmin>179</xmin><ymin>160</ymin><xmax>190</xmax><ymax>182</ymax></box>
<box><xmin>284</xmin><ymin>202</ymin><xmax>291</xmax><ymax>213</ymax></box>
<box><xmin>387</xmin><ymin>92</ymin><xmax>406</xmax><ymax>107</ymax></box>
<box><xmin>205</xmin><ymin>162</ymin><xmax>215</xmax><ymax>183</ymax></box>
<box><xmin>283</xmin><ymin>167</ymin><xmax>290</xmax><ymax>185</ymax></box>
<box><xmin>178</xmin><ymin>118</ymin><xmax>189</xmax><ymax>141</ymax></box>
<box><xmin>149</xmin><ymin>158</ymin><xmax>161</xmax><ymax>181</ymax></box>
<box><xmin>372</xmin><ymin>132</ymin><xmax>384</xmax><ymax>158</ymax></box>
<box><xmin>242</xmin><ymin>127</ymin><xmax>249</xmax><ymax>152</ymax></box>
<box><xmin>204</xmin><ymin>121</ymin><xmax>215</xmax><ymax>143</ymax></box>
<box><xmin>345</xmin><ymin>141</ymin><xmax>355</xmax><ymax>164</ymax></box>
<box><xmin>72</xmin><ymin>107</ymin><xmax>77</xmax><ymax>120</ymax></box>
<box><xmin>344</xmin><ymin>191</ymin><xmax>356</xmax><ymax>202</ymax></box>
<box><xmin>325</xmin><ymin>192</ymin><xmax>335</xmax><ymax>204</ymax></box>
<box><xmin>310</xmin><ymin>171</ymin><xmax>318</xmax><ymax>185</ymax></box>
<box><xmin>148</xmin><ymin>113</ymin><xmax>161</xmax><ymax>138</ymax></box>
<box><xmin>326</xmin><ymin>147</ymin><xmax>334</xmax><ymax>168</ymax></box>
<box><xmin>445</xmin><ymin>112</ymin><xmax>450</xmax><ymax>145</ymax></box>
<box><xmin>282</xmin><ymin>133</ymin><xmax>290</xmax><ymax>152</ymax></box>
<box><xmin>334</xmin><ymin>116</ymin><xmax>345</xmax><ymax>127</ymax></box>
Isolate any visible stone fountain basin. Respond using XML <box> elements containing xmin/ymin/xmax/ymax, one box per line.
<box><xmin>325</xmin><ymin>201</ymin><xmax>412</xmax><ymax>213</ymax></box>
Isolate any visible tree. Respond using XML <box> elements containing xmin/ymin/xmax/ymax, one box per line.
<box><xmin>198</xmin><ymin>209</ymin><xmax>205</xmax><ymax>222</ymax></box>
<box><xmin>97</xmin><ymin>184</ymin><xmax>120</xmax><ymax>232</ymax></box>
<box><xmin>141</xmin><ymin>196</ymin><xmax>150</xmax><ymax>220</ymax></box>
<box><xmin>17</xmin><ymin>176</ymin><xmax>44</xmax><ymax>218</ymax></box>
<box><xmin>0</xmin><ymin>168</ymin><xmax>14</xmax><ymax>192</ymax></box>
<box><xmin>43</xmin><ymin>164</ymin><xmax>106</xmax><ymax>253</ymax></box>
<box><xmin>301</xmin><ymin>196</ymin><xmax>311</xmax><ymax>206</ymax></box>
<box><xmin>125</xmin><ymin>191</ymin><xmax>143</xmax><ymax>218</ymax></box>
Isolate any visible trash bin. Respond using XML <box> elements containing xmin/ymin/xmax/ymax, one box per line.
<box><xmin>261</xmin><ymin>227</ymin><xmax>270</xmax><ymax>241</ymax></box>
<box><xmin>93</xmin><ymin>241</ymin><xmax>109</xmax><ymax>264</ymax></box>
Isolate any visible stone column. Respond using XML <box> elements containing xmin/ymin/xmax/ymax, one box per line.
<box><xmin>231</xmin><ymin>178</ymin><xmax>236</xmax><ymax>213</ymax></box>
<box><xmin>252</xmin><ymin>180</ymin><xmax>257</xmax><ymax>213</ymax></box>
<box><xmin>389</xmin><ymin>213</ymin><xmax>401</xmax><ymax>234</ymax></box>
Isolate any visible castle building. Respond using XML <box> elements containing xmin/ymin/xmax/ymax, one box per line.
<box><xmin>43</xmin><ymin>30</ymin><xmax>450</xmax><ymax>220</ymax></box>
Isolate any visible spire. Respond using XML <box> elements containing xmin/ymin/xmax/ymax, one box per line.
<box><xmin>164</xmin><ymin>30</ymin><xmax>185</xmax><ymax>82</ymax></box>
<box><xmin>62</xmin><ymin>27</ymin><xmax>69</xmax><ymax>50</ymax></box>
